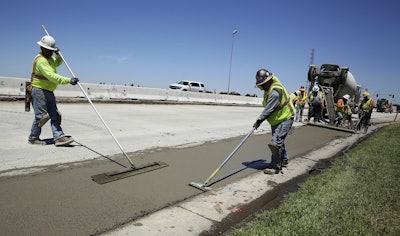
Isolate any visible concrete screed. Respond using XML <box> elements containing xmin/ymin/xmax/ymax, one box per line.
<box><xmin>0</xmin><ymin>101</ymin><xmax>397</xmax><ymax>235</ymax></box>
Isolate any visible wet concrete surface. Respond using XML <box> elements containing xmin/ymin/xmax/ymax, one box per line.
<box><xmin>0</xmin><ymin>125</ymin><xmax>351</xmax><ymax>235</ymax></box>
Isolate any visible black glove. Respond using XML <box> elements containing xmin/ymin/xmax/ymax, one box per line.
<box><xmin>253</xmin><ymin>119</ymin><xmax>263</xmax><ymax>129</ymax></box>
<box><xmin>70</xmin><ymin>77</ymin><xmax>79</xmax><ymax>85</ymax></box>
<box><xmin>54</xmin><ymin>48</ymin><xmax>60</xmax><ymax>55</ymax></box>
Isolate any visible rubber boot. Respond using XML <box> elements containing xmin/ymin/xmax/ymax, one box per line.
<box><xmin>264</xmin><ymin>143</ymin><xmax>282</xmax><ymax>175</ymax></box>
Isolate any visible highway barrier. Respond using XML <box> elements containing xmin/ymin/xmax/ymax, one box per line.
<box><xmin>0</xmin><ymin>76</ymin><xmax>262</xmax><ymax>105</ymax></box>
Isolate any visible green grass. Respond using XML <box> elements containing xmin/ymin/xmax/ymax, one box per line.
<box><xmin>229</xmin><ymin>123</ymin><xmax>400</xmax><ymax>236</ymax></box>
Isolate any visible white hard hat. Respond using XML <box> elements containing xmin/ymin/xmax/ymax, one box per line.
<box><xmin>37</xmin><ymin>35</ymin><xmax>57</xmax><ymax>51</ymax></box>
<box><xmin>312</xmin><ymin>86</ymin><xmax>319</xmax><ymax>92</ymax></box>
<box><xmin>343</xmin><ymin>94</ymin><xmax>350</xmax><ymax>100</ymax></box>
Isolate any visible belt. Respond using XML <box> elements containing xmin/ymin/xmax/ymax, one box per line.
<box><xmin>31</xmin><ymin>73</ymin><xmax>48</xmax><ymax>81</ymax></box>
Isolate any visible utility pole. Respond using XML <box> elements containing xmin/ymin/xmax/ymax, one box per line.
<box><xmin>310</xmin><ymin>48</ymin><xmax>315</xmax><ymax>65</ymax></box>
<box><xmin>227</xmin><ymin>29</ymin><xmax>238</xmax><ymax>94</ymax></box>
<box><xmin>306</xmin><ymin>48</ymin><xmax>315</xmax><ymax>92</ymax></box>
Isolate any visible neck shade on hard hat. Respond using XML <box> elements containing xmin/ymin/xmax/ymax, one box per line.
<box><xmin>255</xmin><ymin>69</ymin><xmax>273</xmax><ymax>86</ymax></box>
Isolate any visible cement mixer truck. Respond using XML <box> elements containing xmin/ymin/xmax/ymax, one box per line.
<box><xmin>307</xmin><ymin>64</ymin><xmax>362</xmax><ymax>129</ymax></box>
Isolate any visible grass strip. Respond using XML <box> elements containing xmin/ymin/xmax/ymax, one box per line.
<box><xmin>229</xmin><ymin>123</ymin><xmax>400</xmax><ymax>236</ymax></box>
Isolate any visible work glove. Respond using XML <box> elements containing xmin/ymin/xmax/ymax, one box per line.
<box><xmin>70</xmin><ymin>77</ymin><xmax>79</xmax><ymax>85</ymax></box>
<box><xmin>253</xmin><ymin>119</ymin><xmax>263</xmax><ymax>129</ymax></box>
<box><xmin>54</xmin><ymin>48</ymin><xmax>60</xmax><ymax>55</ymax></box>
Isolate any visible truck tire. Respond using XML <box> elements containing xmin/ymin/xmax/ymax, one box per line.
<box><xmin>308</xmin><ymin>65</ymin><xmax>320</xmax><ymax>82</ymax></box>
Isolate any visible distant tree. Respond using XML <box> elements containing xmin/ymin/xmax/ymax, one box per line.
<box><xmin>245</xmin><ymin>93</ymin><xmax>258</xmax><ymax>97</ymax></box>
<box><xmin>229</xmin><ymin>91</ymin><xmax>241</xmax><ymax>96</ymax></box>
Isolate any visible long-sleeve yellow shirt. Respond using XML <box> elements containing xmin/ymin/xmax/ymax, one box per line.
<box><xmin>31</xmin><ymin>53</ymin><xmax>71</xmax><ymax>91</ymax></box>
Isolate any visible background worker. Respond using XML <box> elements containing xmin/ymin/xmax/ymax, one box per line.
<box><xmin>335</xmin><ymin>95</ymin><xmax>345</xmax><ymax>126</ymax></box>
<box><xmin>360</xmin><ymin>91</ymin><xmax>375</xmax><ymax>126</ymax></box>
<box><xmin>28</xmin><ymin>35</ymin><xmax>79</xmax><ymax>146</ymax></box>
<box><xmin>290</xmin><ymin>90</ymin><xmax>300</xmax><ymax>106</ymax></box>
<box><xmin>342</xmin><ymin>94</ymin><xmax>354</xmax><ymax>129</ymax></box>
<box><xmin>295</xmin><ymin>86</ymin><xmax>307</xmax><ymax>122</ymax></box>
<box><xmin>308</xmin><ymin>85</ymin><xmax>324</xmax><ymax>123</ymax></box>
<box><xmin>253</xmin><ymin>69</ymin><xmax>295</xmax><ymax>174</ymax></box>
<box><xmin>335</xmin><ymin>94</ymin><xmax>353</xmax><ymax>128</ymax></box>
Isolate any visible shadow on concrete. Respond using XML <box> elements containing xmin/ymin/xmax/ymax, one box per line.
<box><xmin>207</xmin><ymin>159</ymin><xmax>268</xmax><ymax>187</ymax></box>
<box><xmin>74</xmin><ymin>141</ymin><xmax>127</xmax><ymax>168</ymax></box>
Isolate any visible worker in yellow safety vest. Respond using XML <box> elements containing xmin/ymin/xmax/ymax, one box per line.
<box><xmin>308</xmin><ymin>85</ymin><xmax>324</xmax><ymax>122</ymax></box>
<box><xmin>290</xmin><ymin>90</ymin><xmax>300</xmax><ymax>107</ymax></box>
<box><xmin>360</xmin><ymin>91</ymin><xmax>375</xmax><ymax>126</ymax></box>
<box><xmin>28</xmin><ymin>35</ymin><xmax>79</xmax><ymax>146</ymax></box>
<box><xmin>295</xmin><ymin>86</ymin><xmax>307</xmax><ymax>122</ymax></box>
<box><xmin>253</xmin><ymin>69</ymin><xmax>295</xmax><ymax>174</ymax></box>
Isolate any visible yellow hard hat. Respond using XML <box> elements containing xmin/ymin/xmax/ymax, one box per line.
<box><xmin>362</xmin><ymin>91</ymin><xmax>369</xmax><ymax>97</ymax></box>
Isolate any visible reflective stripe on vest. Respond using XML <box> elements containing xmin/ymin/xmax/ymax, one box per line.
<box><xmin>297</xmin><ymin>93</ymin><xmax>307</xmax><ymax>104</ymax></box>
<box><xmin>362</xmin><ymin>98</ymin><xmax>374</xmax><ymax>110</ymax></box>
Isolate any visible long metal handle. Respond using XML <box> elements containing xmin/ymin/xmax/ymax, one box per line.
<box><xmin>203</xmin><ymin>127</ymin><xmax>256</xmax><ymax>186</ymax></box>
<box><xmin>41</xmin><ymin>25</ymin><xmax>135</xmax><ymax>168</ymax></box>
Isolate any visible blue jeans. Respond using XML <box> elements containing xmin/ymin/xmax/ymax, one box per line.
<box><xmin>270</xmin><ymin>118</ymin><xmax>294</xmax><ymax>165</ymax></box>
<box><xmin>295</xmin><ymin>104</ymin><xmax>304</xmax><ymax>121</ymax></box>
<box><xmin>29</xmin><ymin>87</ymin><xmax>64</xmax><ymax>141</ymax></box>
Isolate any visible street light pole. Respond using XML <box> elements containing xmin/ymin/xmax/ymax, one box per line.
<box><xmin>227</xmin><ymin>29</ymin><xmax>238</xmax><ymax>94</ymax></box>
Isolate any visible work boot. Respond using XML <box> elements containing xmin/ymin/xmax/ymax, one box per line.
<box><xmin>55</xmin><ymin>136</ymin><xmax>74</xmax><ymax>147</ymax></box>
<box><xmin>263</xmin><ymin>162</ymin><xmax>280</xmax><ymax>174</ymax></box>
<box><xmin>264</xmin><ymin>166</ymin><xmax>280</xmax><ymax>175</ymax></box>
<box><xmin>28</xmin><ymin>139</ymin><xmax>46</xmax><ymax>145</ymax></box>
<box><xmin>282</xmin><ymin>159</ymin><xmax>289</xmax><ymax>167</ymax></box>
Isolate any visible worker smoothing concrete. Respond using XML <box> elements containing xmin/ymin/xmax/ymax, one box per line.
<box><xmin>360</xmin><ymin>91</ymin><xmax>375</xmax><ymax>126</ymax></box>
<box><xmin>27</xmin><ymin>35</ymin><xmax>79</xmax><ymax>146</ymax></box>
<box><xmin>252</xmin><ymin>69</ymin><xmax>295</xmax><ymax>174</ymax></box>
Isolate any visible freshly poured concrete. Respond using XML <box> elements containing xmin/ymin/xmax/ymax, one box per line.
<box><xmin>0</xmin><ymin>101</ymin><xmax>396</xmax><ymax>235</ymax></box>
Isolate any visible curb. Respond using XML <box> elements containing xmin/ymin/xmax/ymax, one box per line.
<box><xmin>102</xmin><ymin>124</ymin><xmax>377</xmax><ymax>235</ymax></box>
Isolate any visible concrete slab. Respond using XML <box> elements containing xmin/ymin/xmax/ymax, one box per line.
<box><xmin>0</xmin><ymin>100</ymin><xmax>397</xmax><ymax>235</ymax></box>
<box><xmin>0</xmin><ymin>101</ymin><xmax>267</xmax><ymax>172</ymax></box>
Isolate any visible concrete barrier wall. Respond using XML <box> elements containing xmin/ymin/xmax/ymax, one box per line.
<box><xmin>0</xmin><ymin>76</ymin><xmax>262</xmax><ymax>105</ymax></box>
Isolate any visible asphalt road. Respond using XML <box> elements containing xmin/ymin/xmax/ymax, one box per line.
<box><xmin>0</xmin><ymin>101</ymin><xmax>396</xmax><ymax>235</ymax></box>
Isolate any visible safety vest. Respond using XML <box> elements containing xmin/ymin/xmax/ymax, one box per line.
<box><xmin>309</xmin><ymin>91</ymin><xmax>323</xmax><ymax>105</ymax></box>
<box><xmin>361</xmin><ymin>97</ymin><xmax>374</xmax><ymax>112</ymax></box>
<box><xmin>296</xmin><ymin>91</ymin><xmax>307</xmax><ymax>105</ymax></box>
<box><xmin>336</xmin><ymin>99</ymin><xmax>344</xmax><ymax>112</ymax></box>
<box><xmin>262</xmin><ymin>77</ymin><xmax>295</xmax><ymax>126</ymax></box>
<box><xmin>31</xmin><ymin>53</ymin><xmax>70</xmax><ymax>92</ymax></box>
<box><xmin>290</xmin><ymin>93</ymin><xmax>298</xmax><ymax>106</ymax></box>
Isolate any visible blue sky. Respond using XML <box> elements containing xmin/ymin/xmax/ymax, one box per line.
<box><xmin>1</xmin><ymin>0</ymin><xmax>399</xmax><ymax>102</ymax></box>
